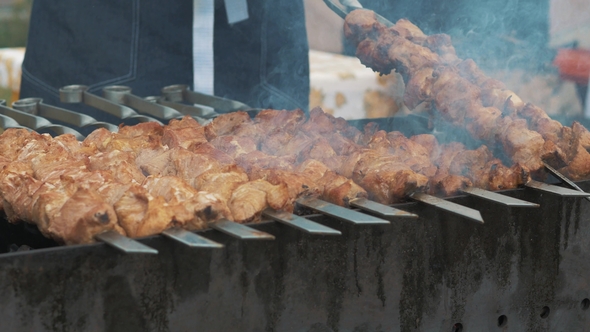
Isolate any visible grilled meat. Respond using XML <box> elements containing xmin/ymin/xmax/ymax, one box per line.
<box><xmin>344</xmin><ymin>9</ymin><xmax>590</xmax><ymax>178</ymax></box>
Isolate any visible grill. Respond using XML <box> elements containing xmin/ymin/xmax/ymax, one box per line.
<box><xmin>0</xmin><ymin>82</ymin><xmax>589</xmax><ymax>331</ymax></box>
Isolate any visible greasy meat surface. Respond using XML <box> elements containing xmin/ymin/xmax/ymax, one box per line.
<box><xmin>88</xmin><ymin>150</ymin><xmax>145</xmax><ymax>184</ymax></box>
<box><xmin>429</xmin><ymin>173</ymin><xmax>472</xmax><ymax>196</ymax></box>
<box><xmin>0</xmin><ymin>128</ymin><xmax>35</xmax><ymax>158</ymax></box>
<box><xmin>404</xmin><ymin>68</ymin><xmax>435</xmax><ymax>110</ymax></box>
<box><xmin>254</xmin><ymin>109</ymin><xmax>306</xmax><ymax>135</ymax></box>
<box><xmin>236</xmin><ymin>151</ymin><xmax>296</xmax><ymax>173</ymax></box>
<box><xmin>410</xmin><ymin>134</ymin><xmax>438</xmax><ymax>159</ymax></box>
<box><xmin>142</xmin><ymin>175</ymin><xmax>231</xmax><ymax>232</ymax></box>
<box><xmin>48</xmin><ymin>188</ymin><xmax>120</xmax><ymax>245</ymax></box>
<box><xmin>228</xmin><ymin>179</ymin><xmax>290</xmax><ymax>222</ymax></box>
<box><xmin>421</xmin><ymin>139</ymin><xmax>529</xmax><ymax>193</ymax></box>
<box><xmin>354</xmin><ymin>160</ymin><xmax>427</xmax><ymax>203</ymax></box>
<box><xmin>431</xmin><ymin>67</ymin><xmax>481</xmax><ymax>126</ymax></box>
<box><xmin>162</xmin><ymin>117</ymin><xmax>208</xmax><ymax>150</ymax></box>
<box><xmin>193</xmin><ymin>165</ymin><xmax>249</xmax><ymax>201</ymax></box>
<box><xmin>250</xmin><ymin>168</ymin><xmax>323</xmax><ymax>202</ymax></box>
<box><xmin>297</xmin><ymin>159</ymin><xmax>367</xmax><ymax>205</ymax></box>
<box><xmin>370</xmin><ymin>131</ymin><xmax>438</xmax><ymax>177</ymax></box>
<box><xmin>204</xmin><ymin>111</ymin><xmax>251</xmax><ymax>140</ymax></box>
<box><xmin>210</xmin><ymin>135</ymin><xmax>258</xmax><ymax>158</ymax></box>
<box><xmin>343</xmin><ymin>9</ymin><xmax>386</xmax><ymax>45</ymax></box>
<box><xmin>190</xmin><ymin>142</ymin><xmax>236</xmax><ymax>165</ymax></box>
<box><xmin>261</xmin><ymin>131</ymin><xmax>314</xmax><ymax>157</ymax></box>
<box><xmin>117</xmin><ymin>121</ymin><xmax>164</xmax><ymax>137</ymax></box>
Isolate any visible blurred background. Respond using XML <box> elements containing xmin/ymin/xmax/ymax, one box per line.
<box><xmin>0</xmin><ymin>0</ymin><xmax>30</xmax><ymax>102</ymax></box>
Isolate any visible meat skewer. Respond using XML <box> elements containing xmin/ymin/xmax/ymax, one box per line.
<box><xmin>343</xmin><ymin>9</ymin><xmax>590</xmax><ymax>180</ymax></box>
<box><xmin>0</xmin><ymin>99</ymin><xmax>544</xmax><ymax>244</ymax></box>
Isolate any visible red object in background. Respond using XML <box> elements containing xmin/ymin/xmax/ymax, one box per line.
<box><xmin>553</xmin><ymin>48</ymin><xmax>590</xmax><ymax>85</ymax></box>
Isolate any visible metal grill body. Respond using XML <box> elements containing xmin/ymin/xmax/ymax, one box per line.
<box><xmin>0</xmin><ymin>183</ymin><xmax>588</xmax><ymax>331</ymax></box>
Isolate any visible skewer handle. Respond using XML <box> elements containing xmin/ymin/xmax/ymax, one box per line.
<box><xmin>210</xmin><ymin>219</ymin><xmax>275</xmax><ymax>240</ymax></box>
<box><xmin>410</xmin><ymin>193</ymin><xmax>484</xmax><ymax>224</ymax></box>
<box><xmin>103</xmin><ymin>85</ymin><xmax>183</xmax><ymax>120</ymax></box>
<box><xmin>262</xmin><ymin>209</ymin><xmax>342</xmax><ymax>235</ymax></box>
<box><xmin>525</xmin><ymin>180</ymin><xmax>590</xmax><ymax>197</ymax></box>
<box><xmin>148</xmin><ymin>96</ymin><xmax>217</xmax><ymax>119</ymax></box>
<box><xmin>349</xmin><ymin>198</ymin><xmax>418</xmax><ymax>218</ymax></box>
<box><xmin>161</xmin><ymin>227</ymin><xmax>224</xmax><ymax>248</ymax></box>
<box><xmin>461</xmin><ymin>187</ymin><xmax>539</xmax><ymax>208</ymax></box>
<box><xmin>95</xmin><ymin>230</ymin><xmax>158</xmax><ymax>254</ymax></box>
<box><xmin>60</xmin><ymin>85</ymin><xmax>163</xmax><ymax>125</ymax></box>
<box><xmin>543</xmin><ymin>162</ymin><xmax>590</xmax><ymax>202</ymax></box>
<box><xmin>161</xmin><ymin>84</ymin><xmax>259</xmax><ymax>114</ymax></box>
<box><xmin>296</xmin><ymin>198</ymin><xmax>390</xmax><ymax>225</ymax></box>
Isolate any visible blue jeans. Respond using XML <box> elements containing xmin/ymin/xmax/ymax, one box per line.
<box><xmin>20</xmin><ymin>0</ymin><xmax>309</xmax><ymax>122</ymax></box>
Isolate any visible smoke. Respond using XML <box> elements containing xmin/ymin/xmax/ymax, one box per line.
<box><xmin>361</xmin><ymin>0</ymin><xmax>553</xmax><ymax>72</ymax></box>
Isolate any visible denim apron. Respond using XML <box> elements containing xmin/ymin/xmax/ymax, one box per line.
<box><xmin>20</xmin><ymin>0</ymin><xmax>309</xmax><ymax>122</ymax></box>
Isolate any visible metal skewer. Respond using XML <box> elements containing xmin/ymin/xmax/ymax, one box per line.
<box><xmin>542</xmin><ymin>162</ymin><xmax>590</xmax><ymax>202</ymax></box>
<box><xmin>12</xmin><ymin>97</ymin><xmax>118</xmax><ymax>133</ymax></box>
<box><xmin>262</xmin><ymin>209</ymin><xmax>342</xmax><ymax>235</ymax></box>
<box><xmin>102</xmin><ymin>85</ymin><xmax>184</xmax><ymax>120</ymax></box>
<box><xmin>161</xmin><ymin>227</ymin><xmax>224</xmax><ymax>248</ymax></box>
<box><xmin>0</xmin><ymin>113</ymin><xmax>28</xmax><ymax>131</ymax></box>
<box><xmin>461</xmin><ymin>187</ymin><xmax>539</xmax><ymax>208</ymax></box>
<box><xmin>143</xmin><ymin>96</ymin><xmax>211</xmax><ymax>125</ymax></box>
<box><xmin>145</xmin><ymin>94</ymin><xmax>218</xmax><ymax>119</ymax></box>
<box><xmin>161</xmin><ymin>84</ymin><xmax>260</xmax><ymax>116</ymax></box>
<box><xmin>409</xmin><ymin>192</ymin><xmax>484</xmax><ymax>224</ymax></box>
<box><xmin>59</xmin><ymin>84</ymin><xmax>163</xmax><ymax>125</ymax></box>
<box><xmin>95</xmin><ymin>230</ymin><xmax>158</xmax><ymax>254</ymax></box>
<box><xmin>341</xmin><ymin>0</ymin><xmax>363</xmax><ymax>9</ymax></box>
<box><xmin>525</xmin><ymin>180</ymin><xmax>590</xmax><ymax>197</ymax></box>
<box><xmin>0</xmin><ymin>100</ymin><xmax>27</xmax><ymax>130</ymax></box>
<box><xmin>349</xmin><ymin>197</ymin><xmax>418</xmax><ymax>219</ymax></box>
<box><xmin>210</xmin><ymin>219</ymin><xmax>275</xmax><ymax>240</ymax></box>
<box><xmin>0</xmin><ymin>99</ymin><xmax>31</xmax><ymax>130</ymax></box>
<box><xmin>323</xmin><ymin>0</ymin><xmax>394</xmax><ymax>27</ymax></box>
<box><xmin>296</xmin><ymin>198</ymin><xmax>390</xmax><ymax>225</ymax></box>
<box><xmin>0</xmin><ymin>103</ymin><xmax>85</xmax><ymax>139</ymax></box>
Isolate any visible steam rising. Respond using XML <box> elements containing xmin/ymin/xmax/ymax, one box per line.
<box><xmin>360</xmin><ymin>0</ymin><xmax>553</xmax><ymax>71</ymax></box>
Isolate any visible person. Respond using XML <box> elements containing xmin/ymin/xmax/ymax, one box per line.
<box><xmin>19</xmin><ymin>0</ymin><xmax>310</xmax><ymax>122</ymax></box>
